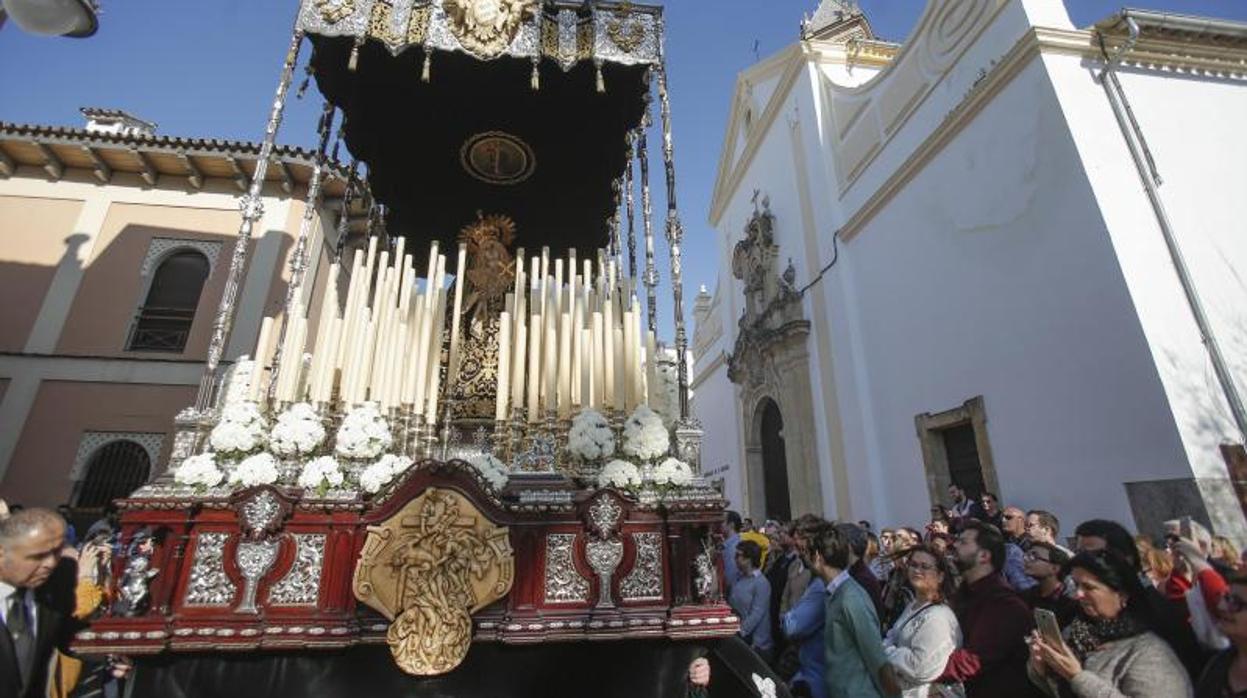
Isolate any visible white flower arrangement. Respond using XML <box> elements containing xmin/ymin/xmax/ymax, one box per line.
<box><xmin>567</xmin><ymin>409</ymin><xmax>615</xmax><ymax>462</ymax></box>
<box><xmin>467</xmin><ymin>454</ymin><xmax>509</xmax><ymax>492</ymax></box>
<box><xmin>174</xmin><ymin>453</ymin><xmax>224</xmax><ymax>491</ymax></box>
<box><xmin>335</xmin><ymin>402</ymin><xmax>393</xmax><ymax>460</ymax></box>
<box><xmin>622</xmin><ymin>405</ymin><xmax>669</xmax><ymax>463</ymax></box>
<box><xmin>209</xmin><ymin>400</ymin><xmax>268</xmax><ymax>455</ymax></box>
<box><xmin>230</xmin><ymin>452</ymin><xmax>279</xmax><ymax>488</ymax></box>
<box><xmin>297</xmin><ymin>455</ymin><xmax>344</xmax><ymax>494</ymax></box>
<box><xmin>269</xmin><ymin>402</ymin><xmax>326</xmax><ymax>458</ymax></box>
<box><xmin>652</xmin><ymin>457</ymin><xmax>693</xmax><ymax>488</ymax></box>
<box><xmin>359</xmin><ymin>454</ymin><xmax>414</xmax><ymax>494</ymax></box>
<box><xmin>598</xmin><ymin>459</ymin><xmax>641</xmax><ymax>490</ymax></box>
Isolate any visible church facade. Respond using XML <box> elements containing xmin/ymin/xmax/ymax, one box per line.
<box><xmin>692</xmin><ymin>0</ymin><xmax>1247</xmax><ymax>542</ymax></box>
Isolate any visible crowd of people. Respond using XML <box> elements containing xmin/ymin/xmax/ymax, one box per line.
<box><xmin>722</xmin><ymin>484</ymin><xmax>1247</xmax><ymax>698</ymax></box>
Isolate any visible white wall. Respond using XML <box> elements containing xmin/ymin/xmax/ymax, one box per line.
<box><xmin>706</xmin><ymin>0</ymin><xmax>1247</xmax><ymax>540</ymax></box>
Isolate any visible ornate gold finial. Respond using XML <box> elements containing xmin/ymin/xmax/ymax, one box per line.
<box><xmin>444</xmin><ymin>0</ymin><xmax>537</xmax><ymax>60</ymax></box>
<box><xmin>353</xmin><ymin>488</ymin><xmax>513</xmax><ymax>676</ymax></box>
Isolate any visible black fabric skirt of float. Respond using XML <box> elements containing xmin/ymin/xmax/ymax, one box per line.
<box><xmin>125</xmin><ymin>637</ymin><xmax>792</xmax><ymax>698</ymax></box>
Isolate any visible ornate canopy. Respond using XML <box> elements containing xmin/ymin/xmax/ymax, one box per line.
<box><xmin>303</xmin><ymin>0</ymin><xmax>663</xmax><ymax>258</ymax></box>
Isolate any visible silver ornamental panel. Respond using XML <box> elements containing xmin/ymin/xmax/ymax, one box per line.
<box><xmin>234</xmin><ymin>539</ymin><xmax>281</xmax><ymax>614</ymax></box>
<box><xmin>585</xmin><ymin>537</ymin><xmax>624</xmax><ymax>609</ymax></box>
<box><xmin>297</xmin><ymin>0</ymin><xmax>658</xmax><ymax>66</ymax></box>
<box><xmin>241</xmin><ymin>489</ymin><xmax>282</xmax><ymax>536</ymax></box>
<box><xmin>184</xmin><ymin>532</ymin><xmax>236</xmax><ymax>606</ymax></box>
<box><xmin>268</xmin><ymin>534</ymin><xmax>327</xmax><ymax>606</ymax></box>
<box><xmin>543</xmin><ymin>533</ymin><xmax>589</xmax><ymax>604</ymax></box>
<box><xmin>587</xmin><ymin>495</ymin><xmax>622</xmax><ymax>538</ymax></box>
<box><xmin>620</xmin><ymin>532</ymin><xmax>663</xmax><ymax>601</ymax></box>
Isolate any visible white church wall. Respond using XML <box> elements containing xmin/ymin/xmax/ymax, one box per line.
<box><xmin>815</xmin><ymin>54</ymin><xmax>1196</xmax><ymax>534</ymax></box>
<box><xmin>1043</xmin><ymin>48</ymin><xmax>1247</xmax><ymax>539</ymax></box>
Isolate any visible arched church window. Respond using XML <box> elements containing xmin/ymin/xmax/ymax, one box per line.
<box><xmin>74</xmin><ymin>439</ymin><xmax>152</xmax><ymax>509</ymax></box>
<box><xmin>127</xmin><ymin>249</ymin><xmax>209</xmax><ymax>352</ymax></box>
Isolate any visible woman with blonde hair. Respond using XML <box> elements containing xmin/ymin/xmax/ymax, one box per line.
<box><xmin>1212</xmin><ymin>535</ymin><xmax>1241</xmax><ymax>575</ymax></box>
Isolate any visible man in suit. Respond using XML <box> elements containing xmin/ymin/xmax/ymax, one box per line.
<box><xmin>1</xmin><ymin>508</ymin><xmax>78</xmax><ymax>698</ymax></box>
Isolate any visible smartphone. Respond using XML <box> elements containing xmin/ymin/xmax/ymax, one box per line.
<box><xmin>1034</xmin><ymin>608</ymin><xmax>1063</xmax><ymax>648</ymax></box>
<box><xmin>1179</xmin><ymin>516</ymin><xmax>1193</xmax><ymax>541</ymax></box>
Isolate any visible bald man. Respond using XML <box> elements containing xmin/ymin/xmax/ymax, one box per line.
<box><xmin>1</xmin><ymin>508</ymin><xmax>79</xmax><ymax>698</ymax></box>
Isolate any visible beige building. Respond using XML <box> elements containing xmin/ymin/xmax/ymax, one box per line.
<box><xmin>0</xmin><ymin>108</ymin><xmax>358</xmax><ymax>515</ymax></box>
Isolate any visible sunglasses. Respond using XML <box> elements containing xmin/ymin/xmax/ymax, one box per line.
<box><xmin>1023</xmin><ymin>551</ymin><xmax>1052</xmax><ymax>563</ymax></box>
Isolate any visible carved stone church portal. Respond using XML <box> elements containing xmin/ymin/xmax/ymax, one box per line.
<box><xmin>728</xmin><ymin>195</ymin><xmax>823</xmax><ymax>520</ymax></box>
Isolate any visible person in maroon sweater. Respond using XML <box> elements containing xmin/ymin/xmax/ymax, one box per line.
<box><xmin>938</xmin><ymin>521</ymin><xmax>1044</xmax><ymax>697</ymax></box>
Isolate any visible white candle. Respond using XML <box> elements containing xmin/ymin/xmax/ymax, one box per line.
<box><xmin>250</xmin><ymin>316</ymin><xmax>275</xmax><ymax>401</ymax></box>
<box><xmin>411</xmin><ymin>302</ymin><xmax>431</xmax><ymax>406</ymax></box>
<box><xmin>644</xmin><ymin>330</ymin><xmax>657</xmax><ymax>408</ymax></box>
<box><xmin>603</xmin><ymin>299</ymin><xmax>615</xmax><ymax>409</ymax></box>
<box><xmin>513</xmin><ymin>320</ymin><xmax>528</xmax><ymax>414</ymax></box>
<box><xmin>447</xmin><ymin>243</ymin><xmax>468</xmax><ymax>389</ymax></box>
<box><xmin>591</xmin><ymin>311</ymin><xmax>603</xmax><ymax>410</ymax></box>
<box><xmin>612</xmin><ymin>326</ymin><xmax>625</xmax><ymax>413</ymax></box>
<box><xmin>511</xmin><ymin>293</ymin><xmax>527</xmax><ymax>411</ymax></box>
<box><xmin>425</xmin><ymin>289</ymin><xmax>446</xmax><ymax>422</ymax></box>
<box><xmin>622</xmin><ymin>309</ymin><xmax>636</xmax><ymax>411</ymax></box>
<box><xmin>527</xmin><ymin>310</ymin><xmax>542</xmax><ymax>421</ymax></box>
<box><xmin>317</xmin><ymin>316</ymin><xmax>342</xmax><ymax>402</ymax></box>
<box><xmin>495</xmin><ymin>312</ymin><xmax>512</xmax><ymax>421</ymax></box>
<box><xmin>632</xmin><ymin>307</ymin><xmax>645</xmax><ymax>407</ymax></box>
<box><xmin>558</xmin><ymin>311</ymin><xmax>571</xmax><ymax>418</ymax></box>
<box><xmin>579</xmin><ymin>327</ymin><xmax>591</xmax><ymax>409</ymax></box>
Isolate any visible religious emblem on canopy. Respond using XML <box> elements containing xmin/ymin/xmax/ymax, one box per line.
<box><xmin>445</xmin><ymin>0</ymin><xmax>537</xmax><ymax>59</ymax></box>
<box><xmin>353</xmin><ymin>487</ymin><xmax>514</xmax><ymax>676</ymax></box>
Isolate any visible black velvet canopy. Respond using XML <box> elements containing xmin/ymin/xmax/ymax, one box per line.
<box><xmin>310</xmin><ymin>35</ymin><xmax>649</xmax><ymax>262</ymax></box>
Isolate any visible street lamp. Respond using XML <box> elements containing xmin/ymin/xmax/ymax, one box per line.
<box><xmin>1</xmin><ymin>0</ymin><xmax>99</xmax><ymax>38</ymax></box>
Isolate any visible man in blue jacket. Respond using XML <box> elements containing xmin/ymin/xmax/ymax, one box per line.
<box><xmin>783</xmin><ymin>516</ymin><xmax>829</xmax><ymax>698</ymax></box>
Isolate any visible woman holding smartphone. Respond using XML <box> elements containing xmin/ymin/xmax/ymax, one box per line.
<box><xmin>1027</xmin><ymin>549</ymin><xmax>1192</xmax><ymax>697</ymax></box>
<box><xmin>882</xmin><ymin>544</ymin><xmax>964</xmax><ymax>697</ymax></box>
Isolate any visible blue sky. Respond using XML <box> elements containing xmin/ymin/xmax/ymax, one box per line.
<box><xmin>4</xmin><ymin>1</ymin><xmax>1246</xmax><ymax>337</ymax></box>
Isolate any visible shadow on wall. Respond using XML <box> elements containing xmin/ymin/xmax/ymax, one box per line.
<box><xmin>48</xmin><ymin>222</ymin><xmax>291</xmax><ymax>361</ymax></box>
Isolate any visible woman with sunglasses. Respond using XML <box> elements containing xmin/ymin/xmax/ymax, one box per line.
<box><xmin>882</xmin><ymin>544</ymin><xmax>964</xmax><ymax>697</ymax></box>
<box><xmin>1028</xmin><ymin>549</ymin><xmax>1192</xmax><ymax>697</ymax></box>
<box><xmin>1195</xmin><ymin>572</ymin><xmax>1247</xmax><ymax>697</ymax></box>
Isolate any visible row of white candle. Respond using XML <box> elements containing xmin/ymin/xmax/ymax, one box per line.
<box><xmin>495</xmin><ymin>247</ymin><xmax>655</xmax><ymax>422</ymax></box>
<box><xmin>248</xmin><ymin>239</ymin><xmax>657</xmax><ymax>426</ymax></box>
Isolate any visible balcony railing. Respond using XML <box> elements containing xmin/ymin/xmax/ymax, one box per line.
<box><xmin>127</xmin><ymin>306</ymin><xmax>195</xmax><ymax>353</ymax></box>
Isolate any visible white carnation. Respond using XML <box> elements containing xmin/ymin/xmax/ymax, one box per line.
<box><xmin>230</xmin><ymin>452</ymin><xmax>279</xmax><ymax>488</ymax></box>
<box><xmin>269</xmin><ymin>402</ymin><xmax>326</xmax><ymax>457</ymax></box>
<box><xmin>467</xmin><ymin>454</ymin><xmax>509</xmax><ymax>492</ymax></box>
<box><xmin>335</xmin><ymin>402</ymin><xmax>393</xmax><ymax>460</ymax></box>
<box><xmin>622</xmin><ymin>405</ymin><xmax>669</xmax><ymax>462</ymax></box>
<box><xmin>359</xmin><ymin>454</ymin><xmax>414</xmax><ymax>495</ymax></box>
<box><xmin>567</xmin><ymin>409</ymin><xmax>615</xmax><ymax>462</ymax></box>
<box><xmin>297</xmin><ymin>455</ymin><xmax>344</xmax><ymax>492</ymax></box>
<box><xmin>174</xmin><ymin>453</ymin><xmax>224</xmax><ymax>490</ymax></box>
<box><xmin>653</xmin><ymin>457</ymin><xmax>693</xmax><ymax>487</ymax></box>
<box><xmin>598</xmin><ymin>459</ymin><xmax>641</xmax><ymax>489</ymax></box>
<box><xmin>209</xmin><ymin>400</ymin><xmax>267</xmax><ymax>455</ymax></box>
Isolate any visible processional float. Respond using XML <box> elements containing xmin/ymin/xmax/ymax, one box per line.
<box><xmin>75</xmin><ymin>1</ymin><xmax>783</xmax><ymax>695</ymax></box>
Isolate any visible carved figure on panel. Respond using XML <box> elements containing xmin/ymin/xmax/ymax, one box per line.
<box><xmin>353</xmin><ymin>487</ymin><xmax>513</xmax><ymax>676</ymax></box>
